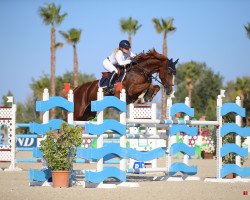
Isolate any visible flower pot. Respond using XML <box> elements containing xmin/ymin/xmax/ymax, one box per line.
<box><xmin>52</xmin><ymin>170</ymin><xmax>70</xmax><ymax>188</ymax></box>
<box><xmin>201</xmin><ymin>151</ymin><xmax>214</xmax><ymax>159</ymax></box>
<box><xmin>224</xmin><ymin>173</ymin><xmax>236</xmax><ymax>179</ymax></box>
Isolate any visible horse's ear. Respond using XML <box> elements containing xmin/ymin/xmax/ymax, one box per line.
<box><xmin>151</xmin><ymin>48</ymin><xmax>156</xmax><ymax>53</ymax></box>
<box><xmin>174</xmin><ymin>59</ymin><xmax>179</xmax><ymax>64</ymax></box>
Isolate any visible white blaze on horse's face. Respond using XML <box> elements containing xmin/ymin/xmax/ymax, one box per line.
<box><xmin>172</xmin><ymin>75</ymin><xmax>175</xmax><ymax>86</ymax></box>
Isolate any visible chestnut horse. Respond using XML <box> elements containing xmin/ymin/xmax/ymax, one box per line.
<box><xmin>73</xmin><ymin>49</ymin><xmax>177</xmax><ymax>121</ymax></box>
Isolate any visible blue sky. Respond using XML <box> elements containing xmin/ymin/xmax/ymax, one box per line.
<box><xmin>0</xmin><ymin>0</ymin><xmax>250</xmax><ymax>103</ymax></box>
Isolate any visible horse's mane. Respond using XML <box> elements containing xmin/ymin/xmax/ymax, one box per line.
<box><xmin>135</xmin><ymin>48</ymin><xmax>167</xmax><ymax>62</ymax></box>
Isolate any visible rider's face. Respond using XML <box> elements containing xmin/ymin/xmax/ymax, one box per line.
<box><xmin>122</xmin><ymin>48</ymin><xmax>130</xmax><ymax>54</ymax></box>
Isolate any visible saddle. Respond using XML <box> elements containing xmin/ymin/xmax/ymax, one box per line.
<box><xmin>99</xmin><ymin>67</ymin><xmax>126</xmax><ymax>88</ymax></box>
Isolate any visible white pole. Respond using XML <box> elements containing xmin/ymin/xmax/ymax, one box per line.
<box><xmin>81</xmin><ymin>134</ymin><xmax>168</xmax><ymax>139</ymax></box>
<box><xmin>41</xmin><ymin>89</ymin><xmax>50</xmax><ymax>170</ymax></box>
<box><xmin>7</xmin><ymin>103</ymin><xmax>17</xmax><ymax>171</ymax></box>
<box><xmin>217</xmin><ymin>90</ymin><xmax>225</xmax><ymax>179</ymax></box>
<box><xmin>189</xmin><ymin>121</ymin><xmax>219</xmax><ymax>126</ymax></box>
<box><xmin>127</xmin><ymin>119</ymin><xmax>219</xmax><ymax>125</ymax></box>
<box><xmin>128</xmin><ymin>103</ymin><xmax>136</xmax><ymax>169</ymax></box>
<box><xmin>151</xmin><ymin>103</ymin><xmax>157</xmax><ymax>169</ymax></box>
<box><xmin>235</xmin><ymin>96</ymin><xmax>242</xmax><ymax>171</ymax></box>
<box><xmin>129</xmin><ymin>167</ymin><xmax>169</xmax><ymax>173</ymax></box>
<box><xmin>183</xmin><ymin>97</ymin><xmax>190</xmax><ymax>165</ymax></box>
<box><xmin>96</xmin><ymin>88</ymin><xmax>104</xmax><ymax>173</ymax></box>
<box><xmin>43</xmin><ymin>88</ymin><xmax>49</xmax><ymax>124</ymax></box>
<box><xmin>120</xmin><ymin>89</ymin><xmax>127</xmax><ymax>172</ymax></box>
<box><xmin>167</xmin><ymin>95</ymin><xmax>174</xmax><ymax>172</ymax></box>
<box><xmin>67</xmin><ymin>90</ymin><xmax>74</xmax><ymax>124</ymax></box>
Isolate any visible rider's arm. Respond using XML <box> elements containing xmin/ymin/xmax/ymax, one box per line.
<box><xmin>115</xmin><ymin>50</ymin><xmax>131</xmax><ymax>66</ymax></box>
<box><xmin>130</xmin><ymin>52</ymin><xmax>136</xmax><ymax>58</ymax></box>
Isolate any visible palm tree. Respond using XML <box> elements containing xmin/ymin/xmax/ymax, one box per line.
<box><xmin>235</xmin><ymin>77</ymin><xmax>250</xmax><ymax>125</ymax></box>
<box><xmin>38</xmin><ymin>3</ymin><xmax>67</xmax><ymax>118</ymax></box>
<box><xmin>120</xmin><ymin>17</ymin><xmax>142</xmax><ymax>48</ymax></box>
<box><xmin>235</xmin><ymin>77</ymin><xmax>250</xmax><ymax>103</ymax></box>
<box><xmin>244</xmin><ymin>23</ymin><xmax>250</xmax><ymax>39</ymax></box>
<box><xmin>183</xmin><ymin>62</ymin><xmax>202</xmax><ymax>105</ymax></box>
<box><xmin>59</xmin><ymin>28</ymin><xmax>82</xmax><ymax>88</ymax></box>
<box><xmin>152</xmin><ymin>18</ymin><xmax>176</xmax><ymax>119</ymax></box>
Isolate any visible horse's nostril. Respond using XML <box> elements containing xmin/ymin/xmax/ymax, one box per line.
<box><xmin>165</xmin><ymin>87</ymin><xmax>172</xmax><ymax>96</ymax></box>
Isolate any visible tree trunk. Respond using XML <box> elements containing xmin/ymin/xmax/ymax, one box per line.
<box><xmin>73</xmin><ymin>44</ymin><xmax>78</xmax><ymax>88</ymax></box>
<box><xmin>128</xmin><ymin>34</ymin><xmax>132</xmax><ymax>49</ymax></box>
<box><xmin>163</xmin><ymin>32</ymin><xmax>167</xmax><ymax>56</ymax></box>
<box><xmin>186</xmin><ymin>80</ymin><xmax>193</xmax><ymax>106</ymax></box>
<box><xmin>188</xmin><ymin>88</ymin><xmax>192</xmax><ymax>106</ymax></box>
<box><xmin>161</xmin><ymin>32</ymin><xmax>167</xmax><ymax>119</ymax></box>
<box><xmin>50</xmin><ymin>26</ymin><xmax>56</xmax><ymax>119</ymax></box>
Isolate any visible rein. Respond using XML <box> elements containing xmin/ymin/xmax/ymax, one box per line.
<box><xmin>151</xmin><ymin>73</ymin><xmax>174</xmax><ymax>88</ymax></box>
<box><xmin>127</xmin><ymin>62</ymin><xmax>174</xmax><ymax>88</ymax></box>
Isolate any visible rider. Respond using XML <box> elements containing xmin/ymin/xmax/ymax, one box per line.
<box><xmin>103</xmin><ymin>40</ymin><xmax>136</xmax><ymax>91</ymax></box>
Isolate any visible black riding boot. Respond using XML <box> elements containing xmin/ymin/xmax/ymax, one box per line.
<box><xmin>107</xmin><ymin>71</ymin><xmax>117</xmax><ymax>93</ymax></box>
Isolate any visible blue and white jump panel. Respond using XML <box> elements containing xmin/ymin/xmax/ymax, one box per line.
<box><xmin>79</xmin><ymin>95</ymin><xmax>127</xmax><ymax>183</ymax></box>
<box><xmin>168</xmin><ymin>101</ymin><xmax>199</xmax><ymax>177</ymax></box>
<box><xmin>219</xmin><ymin>102</ymin><xmax>250</xmax><ymax>179</ymax></box>
<box><xmin>28</xmin><ymin>94</ymin><xmax>75</xmax><ymax>183</ymax></box>
<box><xmin>77</xmin><ymin>94</ymin><xmax>167</xmax><ymax>184</ymax></box>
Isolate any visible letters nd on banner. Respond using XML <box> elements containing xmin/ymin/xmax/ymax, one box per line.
<box><xmin>16</xmin><ymin>137</ymin><xmax>37</xmax><ymax>148</ymax></box>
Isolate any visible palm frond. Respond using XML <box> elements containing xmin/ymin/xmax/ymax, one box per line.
<box><xmin>152</xmin><ymin>18</ymin><xmax>163</xmax><ymax>33</ymax></box>
<box><xmin>59</xmin><ymin>28</ymin><xmax>82</xmax><ymax>45</ymax></box>
<box><xmin>59</xmin><ymin>30</ymin><xmax>69</xmax><ymax>40</ymax></box>
<box><xmin>38</xmin><ymin>3</ymin><xmax>67</xmax><ymax>26</ymax></box>
<box><xmin>244</xmin><ymin>23</ymin><xmax>250</xmax><ymax>39</ymax></box>
<box><xmin>120</xmin><ymin>17</ymin><xmax>142</xmax><ymax>35</ymax></box>
<box><xmin>55</xmin><ymin>42</ymin><xmax>64</xmax><ymax>48</ymax></box>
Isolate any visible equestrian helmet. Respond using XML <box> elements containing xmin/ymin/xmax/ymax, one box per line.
<box><xmin>119</xmin><ymin>40</ymin><xmax>131</xmax><ymax>49</ymax></box>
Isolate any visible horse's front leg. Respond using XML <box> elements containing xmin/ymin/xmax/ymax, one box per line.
<box><xmin>144</xmin><ymin>84</ymin><xmax>160</xmax><ymax>102</ymax></box>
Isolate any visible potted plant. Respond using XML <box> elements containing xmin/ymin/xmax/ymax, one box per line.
<box><xmin>201</xmin><ymin>145</ymin><xmax>215</xmax><ymax>159</ymax></box>
<box><xmin>40</xmin><ymin>122</ymin><xmax>82</xmax><ymax>188</ymax></box>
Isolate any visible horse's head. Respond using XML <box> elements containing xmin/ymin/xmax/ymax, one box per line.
<box><xmin>134</xmin><ymin>49</ymin><xmax>178</xmax><ymax>96</ymax></box>
<box><xmin>159</xmin><ymin>58</ymin><xmax>178</xmax><ymax>95</ymax></box>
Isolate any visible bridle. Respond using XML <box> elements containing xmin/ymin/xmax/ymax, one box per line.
<box><xmin>127</xmin><ymin>60</ymin><xmax>176</xmax><ymax>90</ymax></box>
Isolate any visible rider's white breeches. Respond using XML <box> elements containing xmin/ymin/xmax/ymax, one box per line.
<box><xmin>103</xmin><ymin>59</ymin><xmax>118</xmax><ymax>73</ymax></box>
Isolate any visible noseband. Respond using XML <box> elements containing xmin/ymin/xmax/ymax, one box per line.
<box><xmin>127</xmin><ymin>60</ymin><xmax>175</xmax><ymax>90</ymax></box>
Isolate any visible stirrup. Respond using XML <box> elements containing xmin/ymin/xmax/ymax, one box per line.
<box><xmin>108</xmin><ymin>71</ymin><xmax>117</xmax><ymax>88</ymax></box>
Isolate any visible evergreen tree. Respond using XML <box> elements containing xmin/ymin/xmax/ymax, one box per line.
<box><xmin>225</xmin><ymin>76</ymin><xmax>250</xmax><ymax>125</ymax></box>
<box><xmin>175</xmin><ymin>61</ymin><xmax>223</xmax><ymax>120</ymax></box>
<box><xmin>1</xmin><ymin>91</ymin><xmax>14</xmax><ymax>106</ymax></box>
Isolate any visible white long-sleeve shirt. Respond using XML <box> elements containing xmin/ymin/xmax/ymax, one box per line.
<box><xmin>108</xmin><ymin>50</ymin><xmax>136</xmax><ymax>66</ymax></box>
